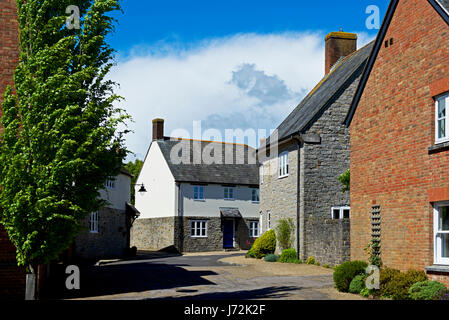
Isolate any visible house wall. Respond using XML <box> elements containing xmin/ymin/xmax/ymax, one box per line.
<box><xmin>300</xmin><ymin>71</ymin><xmax>361</xmax><ymax>265</ymax></box>
<box><xmin>350</xmin><ymin>0</ymin><xmax>449</xmax><ymax>284</ymax></box>
<box><xmin>99</xmin><ymin>173</ymin><xmax>131</xmax><ymax>210</ymax></box>
<box><xmin>179</xmin><ymin>183</ymin><xmax>260</xmax><ymax>218</ymax></box>
<box><xmin>259</xmin><ymin>143</ymin><xmax>299</xmax><ymax>253</ymax></box>
<box><xmin>134</xmin><ymin>142</ymin><xmax>176</xmax><ymax>219</ymax></box>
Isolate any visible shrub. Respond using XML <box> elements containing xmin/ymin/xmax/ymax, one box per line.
<box><xmin>251</xmin><ymin>229</ymin><xmax>276</xmax><ymax>259</ymax></box>
<box><xmin>349</xmin><ymin>275</ymin><xmax>366</xmax><ymax>294</ymax></box>
<box><xmin>333</xmin><ymin>261</ymin><xmax>368</xmax><ymax>292</ymax></box>
<box><xmin>245</xmin><ymin>247</ymin><xmax>256</xmax><ymax>259</ymax></box>
<box><xmin>323</xmin><ymin>264</ymin><xmax>331</xmax><ymax>269</ymax></box>
<box><xmin>360</xmin><ymin>288</ymin><xmax>371</xmax><ymax>298</ymax></box>
<box><xmin>306</xmin><ymin>256</ymin><xmax>316</xmax><ymax>265</ymax></box>
<box><xmin>275</xmin><ymin>219</ymin><xmax>295</xmax><ymax>251</ymax></box>
<box><xmin>264</xmin><ymin>254</ymin><xmax>279</xmax><ymax>263</ymax></box>
<box><xmin>409</xmin><ymin>281</ymin><xmax>447</xmax><ymax>300</ymax></box>
<box><xmin>293</xmin><ymin>259</ymin><xmax>303</xmax><ymax>264</ymax></box>
<box><xmin>279</xmin><ymin>248</ymin><xmax>297</xmax><ymax>263</ymax></box>
<box><xmin>381</xmin><ymin>269</ymin><xmax>428</xmax><ymax>300</ymax></box>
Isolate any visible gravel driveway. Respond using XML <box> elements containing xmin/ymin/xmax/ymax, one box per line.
<box><xmin>61</xmin><ymin>252</ymin><xmax>364</xmax><ymax>300</ymax></box>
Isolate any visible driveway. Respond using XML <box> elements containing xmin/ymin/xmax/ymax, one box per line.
<box><xmin>50</xmin><ymin>252</ymin><xmax>363</xmax><ymax>300</ymax></box>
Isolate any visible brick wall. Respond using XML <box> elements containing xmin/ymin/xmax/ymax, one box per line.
<box><xmin>350</xmin><ymin>0</ymin><xmax>449</xmax><ymax>284</ymax></box>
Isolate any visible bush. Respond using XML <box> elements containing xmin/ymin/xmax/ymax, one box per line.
<box><xmin>349</xmin><ymin>275</ymin><xmax>366</xmax><ymax>294</ymax></box>
<box><xmin>360</xmin><ymin>288</ymin><xmax>371</xmax><ymax>298</ymax></box>
<box><xmin>245</xmin><ymin>247</ymin><xmax>256</xmax><ymax>259</ymax></box>
<box><xmin>333</xmin><ymin>261</ymin><xmax>368</xmax><ymax>292</ymax></box>
<box><xmin>279</xmin><ymin>248</ymin><xmax>297</xmax><ymax>263</ymax></box>
<box><xmin>275</xmin><ymin>219</ymin><xmax>295</xmax><ymax>251</ymax></box>
<box><xmin>409</xmin><ymin>281</ymin><xmax>447</xmax><ymax>300</ymax></box>
<box><xmin>306</xmin><ymin>256</ymin><xmax>316</xmax><ymax>265</ymax></box>
<box><xmin>250</xmin><ymin>229</ymin><xmax>276</xmax><ymax>259</ymax></box>
<box><xmin>381</xmin><ymin>269</ymin><xmax>428</xmax><ymax>300</ymax></box>
<box><xmin>323</xmin><ymin>264</ymin><xmax>331</xmax><ymax>269</ymax></box>
<box><xmin>264</xmin><ymin>254</ymin><xmax>279</xmax><ymax>263</ymax></box>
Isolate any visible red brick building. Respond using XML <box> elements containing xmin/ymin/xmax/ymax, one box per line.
<box><xmin>345</xmin><ymin>0</ymin><xmax>449</xmax><ymax>285</ymax></box>
<box><xmin>0</xmin><ymin>0</ymin><xmax>25</xmax><ymax>299</ymax></box>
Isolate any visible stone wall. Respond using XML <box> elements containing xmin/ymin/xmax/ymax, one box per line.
<box><xmin>74</xmin><ymin>207</ymin><xmax>128</xmax><ymax>261</ymax></box>
<box><xmin>131</xmin><ymin>217</ymin><xmax>176</xmax><ymax>251</ymax></box>
<box><xmin>300</xmin><ymin>70</ymin><xmax>362</xmax><ymax>264</ymax></box>
<box><xmin>259</xmin><ymin>143</ymin><xmax>299</xmax><ymax>253</ymax></box>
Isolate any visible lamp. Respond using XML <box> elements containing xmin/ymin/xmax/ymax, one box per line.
<box><xmin>133</xmin><ymin>183</ymin><xmax>147</xmax><ymax>194</ymax></box>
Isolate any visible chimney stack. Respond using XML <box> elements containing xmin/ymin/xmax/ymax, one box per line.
<box><xmin>325</xmin><ymin>32</ymin><xmax>357</xmax><ymax>74</ymax></box>
<box><xmin>152</xmin><ymin>118</ymin><xmax>164</xmax><ymax>141</ymax></box>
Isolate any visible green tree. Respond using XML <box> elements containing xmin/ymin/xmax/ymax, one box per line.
<box><xmin>338</xmin><ymin>169</ymin><xmax>350</xmax><ymax>192</ymax></box>
<box><xmin>275</xmin><ymin>218</ymin><xmax>295</xmax><ymax>251</ymax></box>
<box><xmin>0</xmin><ymin>0</ymin><xmax>128</xmax><ymax>286</ymax></box>
<box><xmin>124</xmin><ymin>159</ymin><xmax>143</xmax><ymax>204</ymax></box>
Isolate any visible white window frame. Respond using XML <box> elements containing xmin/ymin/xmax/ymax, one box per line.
<box><xmin>435</xmin><ymin>93</ymin><xmax>449</xmax><ymax>144</ymax></box>
<box><xmin>89</xmin><ymin>211</ymin><xmax>99</xmax><ymax>233</ymax></box>
<box><xmin>194</xmin><ymin>185</ymin><xmax>205</xmax><ymax>201</ymax></box>
<box><xmin>278</xmin><ymin>152</ymin><xmax>289</xmax><ymax>178</ymax></box>
<box><xmin>224</xmin><ymin>187</ymin><xmax>235</xmax><ymax>200</ymax></box>
<box><xmin>331</xmin><ymin>206</ymin><xmax>351</xmax><ymax>220</ymax></box>
<box><xmin>249</xmin><ymin>221</ymin><xmax>260</xmax><ymax>238</ymax></box>
<box><xmin>252</xmin><ymin>188</ymin><xmax>260</xmax><ymax>203</ymax></box>
<box><xmin>105</xmin><ymin>178</ymin><xmax>115</xmax><ymax>190</ymax></box>
<box><xmin>260</xmin><ymin>166</ymin><xmax>264</xmax><ymax>184</ymax></box>
<box><xmin>190</xmin><ymin>220</ymin><xmax>208</xmax><ymax>238</ymax></box>
<box><xmin>434</xmin><ymin>202</ymin><xmax>449</xmax><ymax>265</ymax></box>
<box><xmin>267</xmin><ymin>211</ymin><xmax>271</xmax><ymax>230</ymax></box>
<box><xmin>259</xmin><ymin>212</ymin><xmax>263</xmax><ymax>236</ymax></box>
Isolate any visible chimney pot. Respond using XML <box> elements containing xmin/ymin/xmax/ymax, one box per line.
<box><xmin>325</xmin><ymin>32</ymin><xmax>357</xmax><ymax>74</ymax></box>
<box><xmin>152</xmin><ymin>118</ymin><xmax>164</xmax><ymax>141</ymax></box>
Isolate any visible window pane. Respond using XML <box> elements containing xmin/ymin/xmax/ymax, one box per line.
<box><xmin>438</xmin><ymin>119</ymin><xmax>446</xmax><ymax>139</ymax></box>
<box><xmin>438</xmin><ymin>98</ymin><xmax>446</xmax><ymax>119</ymax></box>
<box><xmin>441</xmin><ymin>234</ymin><xmax>449</xmax><ymax>258</ymax></box>
<box><xmin>440</xmin><ymin>206</ymin><xmax>449</xmax><ymax>231</ymax></box>
<box><xmin>343</xmin><ymin>209</ymin><xmax>350</xmax><ymax>219</ymax></box>
<box><xmin>333</xmin><ymin>209</ymin><xmax>340</xmax><ymax>219</ymax></box>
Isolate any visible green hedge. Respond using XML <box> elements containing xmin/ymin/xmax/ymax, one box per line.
<box><xmin>333</xmin><ymin>261</ymin><xmax>368</xmax><ymax>292</ymax></box>
<box><xmin>409</xmin><ymin>281</ymin><xmax>447</xmax><ymax>300</ymax></box>
<box><xmin>279</xmin><ymin>248</ymin><xmax>297</xmax><ymax>263</ymax></box>
<box><xmin>380</xmin><ymin>269</ymin><xmax>428</xmax><ymax>300</ymax></box>
<box><xmin>246</xmin><ymin>230</ymin><xmax>276</xmax><ymax>259</ymax></box>
<box><xmin>349</xmin><ymin>274</ymin><xmax>367</xmax><ymax>294</ymax></box>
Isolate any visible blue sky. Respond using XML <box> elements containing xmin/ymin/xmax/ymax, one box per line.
<box><xmin>107</xmin><ymin>0</ymin><xmax>390</xmax><ymax>160</ymax></box>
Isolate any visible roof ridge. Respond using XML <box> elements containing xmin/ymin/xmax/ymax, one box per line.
<box><xmin>166</xmin><ymin>137</ymin><xmax>252</xmax><ymax>149</ymax></box>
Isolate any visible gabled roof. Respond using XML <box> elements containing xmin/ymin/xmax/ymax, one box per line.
<box><xmin>157</xmin><ymin>138</ymin><xmax>259</xmax><ymax>186</ymax></box>
<box><xmin>345</xmin><ymin>0</ymin><xmax>449</xmax><ymax>126</ymax></box>
<box><xmin>264</xmin><ymin>40</ymin><xmax>374</xmax><ymax>147</ymax></box>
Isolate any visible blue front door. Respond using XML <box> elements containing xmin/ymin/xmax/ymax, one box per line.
<box><xmin>223</xmin><ymin>220</ymin><xmax>234</xmax><ymax>248</ymax></box>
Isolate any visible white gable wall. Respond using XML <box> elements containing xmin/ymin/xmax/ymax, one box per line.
<box><xmin>135</xmin><ymin>142</ymin><xmax>176</xmax><ymax>219</ymax></box>
<box><xmin>99</xmin><ymin>173</ymin><xmax>132</xmax><ymax>211</ymax></box>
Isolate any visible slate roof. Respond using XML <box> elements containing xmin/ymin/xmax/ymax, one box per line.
<box><xmin>265</xmin><ymin>41</ymin><xmax>374</xmax><ymax>146</ymax></box>
<box><xmin>157</xmin><ymin>138</ymin><xmax>259</xmax><ymax>186</ymax></box>
<box><xmin>220</xmin><ymin>207</ymin><xmax>243</xmax><ymax>218</ymax></box>
<box><xmin>437</xmin><ymin>0</ymin><xmax>449</xmax><ymax>12</ymax></box>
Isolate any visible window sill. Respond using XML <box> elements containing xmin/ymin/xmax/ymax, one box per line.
<box><xmin>194</xmin><ymin>199</ymin><xmax>206</xmax><ymax>202</ymax></box>
<box><xmin>278</xmin><ymin>175</ymin><xmax>289</xmax><ymax>180</ymax></box>
<box><xmin>191</xmin><ymin>236</ymin><xmax>208</xmax><ymax>239</ymax></box>
<box><xmin>429</xmin><ymin>141</ymin><xmax>449</xmax><ymax>154</ymax></box>
<box><xmin>425</xmin><ymin>265</ymin><xmax>449</xmax><ymax>273</ymax></box>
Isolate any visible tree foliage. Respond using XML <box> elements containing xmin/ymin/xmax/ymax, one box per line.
<box><xmin>0</xmin><ymin>0</ymin><xmax>128</xmax><ymax>271</ymax></box>
<box><xmin>338</xmin><ymin>169</ymin><xmax>350</xmax><ymax>192</ymax></box>
<box><xmin>275</xmin><ymin>218</ymin><xmax>295</xmax><ymax>251</ymax></box>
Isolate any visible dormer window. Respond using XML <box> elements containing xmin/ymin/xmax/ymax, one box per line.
<box><xmin>436</xmin><ymin>93</ymin><xmax>449</xmax><ymax>144</ymax></box>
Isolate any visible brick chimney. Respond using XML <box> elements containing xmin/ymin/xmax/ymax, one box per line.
<box><xmin>325</xmin><ymin>32</ymin><xmax>357</xmax><ymax>74</ymax></box>
<box><xmin>152</xmin><ymin>118</ymin><xmax>164</xmax><ymax>141</ymax></box>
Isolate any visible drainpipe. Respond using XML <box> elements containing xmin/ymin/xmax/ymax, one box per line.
<box><xmin>293</xmin><ymin>135</ymin><xmax>302</xmax><ymax>260</ymax></box>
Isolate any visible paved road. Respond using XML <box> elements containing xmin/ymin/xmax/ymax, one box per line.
<box><xmin>48</xmin><ymin>252</ymin><xmax>345</xmax><ymax>300</ymax></box>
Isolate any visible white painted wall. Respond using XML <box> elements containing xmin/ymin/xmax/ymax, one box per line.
<box><xmin>135</xmin><ymin>142</ymin><xmax>176</xmax><ymax>219</ymax></box>
<box><xmin>179</xmin><ymin>183</ymin><xmax>260</xmax><ymax>218</ymax></box>
<box><xmin>99</xmin><ymin>173</ymin><xmax>131</xmax><ymax>211</ymax></box>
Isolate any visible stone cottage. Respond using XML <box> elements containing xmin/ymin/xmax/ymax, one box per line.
<box><xmin>73</xmin><ymin>168</ymin><xmax>140</xmax><ymax>261</ymax></box>
<box><xmin>258</xmin><ymin>32</ymin><xmax>373</xmax><ymax>265</ymax></box>
<box><xmin>131</xmin><ymin>119</ymin><xmax>260</xmax><ymax>252</ymax></box>
<box><xmin>345</xmin><ymin>0</ymin><xmax>449</xmax><ymax>285</ymax></box>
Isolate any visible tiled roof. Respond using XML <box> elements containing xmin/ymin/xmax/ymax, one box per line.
<box><xmin>265</xmin><ymin>41</ymin><xmax>374</xmax><ymax>146</ymax></box>
<box><xmin>157</xmin><ymin>138</ymin><xmax>259</xmax><ymax>186</ymax></box>
<box><xmin>437</xmin><ymin>0</ymin><xmax>449</xmax><ymax>13</ymax></box>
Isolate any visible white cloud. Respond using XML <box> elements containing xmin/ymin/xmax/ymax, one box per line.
<box><xmin>109</xmin><ymin>31</ymin><xmax>375</xmax><ymax>160</ymax></box>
